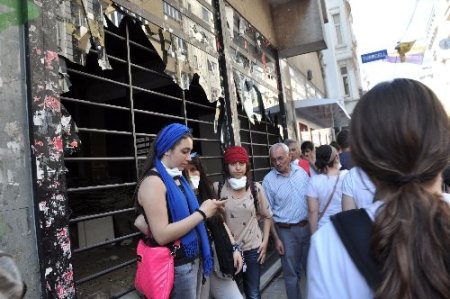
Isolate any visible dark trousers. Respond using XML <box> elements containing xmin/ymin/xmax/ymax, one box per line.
<box><xmin>242</xmin><ymin>248</ymin><xmax>261</xmax><ymax>299</ymax></box>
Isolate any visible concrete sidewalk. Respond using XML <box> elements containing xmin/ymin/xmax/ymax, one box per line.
<box><xmin>262</xmin><ymin>270</ymin><xmax>307</xmax><ymax>299</ymax></box>
<box><xmin>262</xmin><ymin>272</ymin><xmax>287</xmax><ymax>299</ymax></box>
<box><xmin>121</xmin><ymin>257</ymin><xmax>307</xmax><ymax>299</ymax></box>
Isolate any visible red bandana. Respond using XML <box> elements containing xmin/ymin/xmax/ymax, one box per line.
<box><xmin>224</xmin><ymin>146</ymin><xmax>249</xmax><ymax>164</ymax></box>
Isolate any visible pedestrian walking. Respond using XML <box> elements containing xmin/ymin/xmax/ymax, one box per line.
<box><xmin>187</xmin><ymin>154</ymin><xmax>244</xmax><ymax>299</ymax></box>
<box><xmin>300</xmin><ymin>141</ymin><xmax>318</xmax><ymax>176</ymax></box>
<box><xmin>336</xmin><ymin>129</ymin><xmax>354</xmax><ymax>170</ymax></box>
<box><xmin>263</xmin><ymin>143</ymin><xmax>310</xmax><ymax>299</ymax></box>
<box><xmin>341</xmin><ymin>166</ymin><xmax>376</xmax><ymax>210</ymax></box>
<box><xmin>307</xmin><ymin>78</ymin><xmax>450</xmax><ymax>299</ymax></box>
<box><xmin>135</xmin><ymin>153</ymin><xmax>244</xmax><ymax>299</ymax></box>
<box><xmin>213</xmin><ymin>146</ymin><xmax>272</xmax><ymax>299</ymax></box>
<box><xmin>306</xmin><ymin>145</ymin><xmax>347</xmax><ymax>234</ymax></box>
<box><xmin>284</xmin><ymin>139</ymin><xmax>301</xmax><ymax>166</ymax></box>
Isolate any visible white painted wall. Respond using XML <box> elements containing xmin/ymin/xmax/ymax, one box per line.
<box><xmin>322</xmin><ymin>0</ymin><xmax>363</xmax><ymax>115</ymax></box>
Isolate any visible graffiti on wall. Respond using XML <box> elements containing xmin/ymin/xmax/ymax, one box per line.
<box><xmin>27</xmin><ymin>0</ymin><xmax>77</xmax><ymax>297</ymax></box>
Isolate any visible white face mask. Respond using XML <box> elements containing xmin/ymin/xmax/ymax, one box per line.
<box><xmin>228</xmin><ymin>176</ymin><xmax>247</xmax><ymax>190</ymax></box>
<box><xmin>336</xmin><ymin>161</ymin><xmax>342</xmax><ymax>170</ymax></box>
<box><xmin>189</xmin><ymin>175</ymin><xmax>200</xmax><ymax>190</ymax></box>
<box><xmin>162</xmin><ymin>161</ymin><xmax>183</xmax><ymax>178</ymax></box>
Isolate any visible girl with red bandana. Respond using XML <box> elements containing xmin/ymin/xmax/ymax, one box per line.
<box><xmin>213</xmin><ymin>146</ymin><xmax>273</xmax><ymax>299</ymax></box>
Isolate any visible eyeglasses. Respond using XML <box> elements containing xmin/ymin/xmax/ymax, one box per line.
<box><xmin>190</xmin><ymin>152</ymin><xmax>199</xmax><ymax>159</ymax></box>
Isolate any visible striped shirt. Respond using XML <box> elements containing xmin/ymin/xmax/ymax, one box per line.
<box><xmin>262</xmin><ymin>165</ymin><xmax>309</xmax><ymax>223</ymax></box>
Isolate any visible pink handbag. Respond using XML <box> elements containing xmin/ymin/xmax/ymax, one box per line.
<box><xmin>135</xmin><ymin>239</ymin><xmax>180</xmax><ymax>299</ymax></box>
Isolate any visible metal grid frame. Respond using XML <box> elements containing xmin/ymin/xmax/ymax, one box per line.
<box><xmin>63</xmin><ymin>15</ymin><xmax>222</xmax><ymax>296</ymax></box>
<box><xmin>45</xmin><ymin>0</ymin><xmax>287</xmax><ymax>296</ymax></box>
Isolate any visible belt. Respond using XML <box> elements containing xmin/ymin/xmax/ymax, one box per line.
<box><xmin>276</xmin><ymin>220</ymin><xmax>308</xmax><ymax>229</ymax></box>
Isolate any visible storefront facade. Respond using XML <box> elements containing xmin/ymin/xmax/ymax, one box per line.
<box><xmin>0</xmin><ymin>0</ymin><xmax>329</xmax><ymax>297</ymax></box>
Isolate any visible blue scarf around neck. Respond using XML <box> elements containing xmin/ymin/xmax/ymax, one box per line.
<box><xmin>154</xmin><ymin>123</ymin><xmax>213</xmax><ymax>275</ymax></box>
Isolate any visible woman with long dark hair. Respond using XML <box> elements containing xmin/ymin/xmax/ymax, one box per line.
<box><xmin>135</xmin><ymin>123</ymin><xmax>225</xmax><ymax>299</ymax></box>
<box><xmin>184</xmin><ymin>154</ymin><xmax>243</xmax><ymax>299</ymax></box>
<box><xmin>307</xmin><ymin>79</ymin><xmax>450</xmax><ymax>299</ymax></box>
<box><xmin>306</xmin><ymin>144</ymin><xmax>347</xmax><ymax>234</ymax></box>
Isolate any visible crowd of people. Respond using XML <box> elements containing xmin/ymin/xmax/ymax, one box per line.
<box><xmin>133</xmin><ymin>78</ymin><xmax>450</xmax><ymax>299</ymax></box>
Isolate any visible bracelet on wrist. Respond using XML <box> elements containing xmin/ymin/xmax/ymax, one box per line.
<box><xmin>232</xmin><ymin>243</ymin><xmax>241</xmax><ymax>252</ymax></box>
<box><xmin>195</xmin><ymin>208</ymin><xmax>207</xmax><ymax>221</ymax></box>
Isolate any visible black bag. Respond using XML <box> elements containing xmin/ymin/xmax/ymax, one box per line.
<box><xmin>206</xmin><ymin>216</ymin><xmax>235</xmax><ymax>277</ymax></box>
<box><xmin>212</xmin><ymin>180</ymin><xmax>258</xmax><ymax>277</ymax></box>
<box><xmin>331</xmin><ymin>209</ymin><xmax>381</xmax><ymax>290</ymax></box>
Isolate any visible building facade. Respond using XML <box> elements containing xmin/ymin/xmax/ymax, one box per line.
<box><xmin>322</xmin><ymin>0</ymin><xmax>362</xmax><ymax>115</ymax></box>
<box><xmin>421</xmin><ymin>0</ymin><xmax>450</xmax><ymax>112</ymax></box>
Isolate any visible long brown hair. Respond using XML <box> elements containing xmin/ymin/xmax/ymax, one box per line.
<box><xmin>183</xmin><ymin>155</ymin><xmax>215</xmax><ymax>203</ymax></box>
<box><xmin>351</xmin><ymin>78</ymin><xmax>450</xmax><ymax>299</ymax></box>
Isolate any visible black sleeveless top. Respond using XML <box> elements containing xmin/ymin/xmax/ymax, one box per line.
<box><xmin>136</xmin><ymin>170</ymin><xmax>198</xmax><ymax>266</ymax></box>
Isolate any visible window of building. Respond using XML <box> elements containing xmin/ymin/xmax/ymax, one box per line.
<box><xmin>207</xmin><ymin>59</ymin><xmax>217</xmax><ymax>72</ymax></box>
<box><xmin>340</xmin><ymin>66</ymin><xmax>350</xmax><ymax>96</ymax></box>
<box><xmin>202</xmin><ymin>6</ymin><xmax>210</xmax><ymax>23</ymax></box>
<box><xmin>163</xmin><ymin>2</ymin><xmax>182</xmax><ymax>21</ymax></box>
<box><xmin>332</xmin><ymin>13</ymin><xmax>343</xmax><ymax>45</ymax></box>
<box><xmin>174</xmin><ymin>36</ymin><xmax>187</xmax><ymax>54</ymax></box>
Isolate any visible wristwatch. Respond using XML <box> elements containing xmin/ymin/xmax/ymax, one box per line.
<box><xmin>232</xmin><ymin>243</ymin><xmax>241</xmax><ymax>252</ymax></box>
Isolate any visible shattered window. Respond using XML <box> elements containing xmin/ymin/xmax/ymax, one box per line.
<box><xmin>58</xmin><ymin>10</ymin><xmax>222</xmax><ymax>297</ymax></box>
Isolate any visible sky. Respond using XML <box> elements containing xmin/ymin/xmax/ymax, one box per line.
<box><xmin>348</xmin><ymin>0</ymin><xmax>435</xmax><ymax>89</ymax></box>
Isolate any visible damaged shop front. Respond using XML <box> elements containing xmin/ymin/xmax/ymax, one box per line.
<box><xmin>7</xmin><ymin>0</ymin><xmax>307</xmax><ymax>297</ymax></box>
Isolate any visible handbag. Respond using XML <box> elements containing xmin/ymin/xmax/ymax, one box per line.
<box><xmin>135</xmin><ymin>238</ymin><xmax>180</xmax><ymax>299</ymax></box>
<box><xmin>207</xmin><ymin>216</ymin><xmax>235</xmax><ymax>276</ymax></box>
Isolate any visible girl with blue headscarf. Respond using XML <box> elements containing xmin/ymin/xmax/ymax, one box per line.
<box><xmin>136</xmin><ymin>123</ymin><xmax>226</xmax><ymax>299</ymax></box>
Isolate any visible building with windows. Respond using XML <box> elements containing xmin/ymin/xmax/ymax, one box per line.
<box><xmin>0</xmin><ymin>0</ymin><xmax>358</xmax><ymax>297</ymax></box>
<box><xmin>420</xmin><ymin>0</ymin><xmax>450</xmax><ymax>113</ymax></box>
<box><xmin>322</xmin><ymin>0</ymin><xmax>363</xmax><ymax>115</ymax></box>
<box><xmin>267</xmin><ymin>0</ymin><xmax>360</xmax><ymax>144</ymax></box>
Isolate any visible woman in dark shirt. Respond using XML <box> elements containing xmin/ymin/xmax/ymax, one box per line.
<box><xmin>135</xmin><ymin>123</ymin><xmax>225</xmax><ymax>299</ymax></box>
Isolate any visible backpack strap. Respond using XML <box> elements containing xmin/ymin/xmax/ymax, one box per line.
<box><xmin>250</xmin><ymin>181</ymin><xmax>258</xmax><ymax>211</ymax></box>
<box><xmin>217</xmin><ymin>181</ymin><xmax>224</xmax><ymax>199</ymax></box>
<box><xmin>331</xmin><ymin>209</ymin><xmax>381</xmax><ymax>290</ymax></box>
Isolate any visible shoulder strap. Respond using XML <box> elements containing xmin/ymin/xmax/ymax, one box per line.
<box><xmin>250</xmin><ymin>181</ymin><xmax>258</xmax><ymax>211</ymax></box>
<box><xmin>318</xmin><ymin>172</ymin><xmax>340</xmax><ymax>221</ymax></box>
<box><xmin>218</xmin><ymin>181</ymin><xmax>224</xmax><ymax>199</ymax></box>
<box><xmin>331</xmin><ymin>209</ymin><xmax>381</xmax><ymax>290</ymax></box>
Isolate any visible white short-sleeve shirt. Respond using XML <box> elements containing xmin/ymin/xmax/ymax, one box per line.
<box><xmin>307</xmin><ymin>194</ymin><xmax>450</xmax><ymax>299</ymax></box>
<box><xmin>342</xmin><ymin>167</ymin><xmax>376</xmax><ymax>208</ymax></box>
<box><xmin>306</xmin><ymin>170</ymin><xmax>348</xmax><ymax>230</ymax></box>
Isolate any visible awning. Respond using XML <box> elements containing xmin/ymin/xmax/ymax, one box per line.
<box><xmin>294</xmin><ymin>98</ymin><xmax>351</xmax><ymax>128</ymax></box>
<box><xmin>266</xmin><ymin>98</ymin><xmax>351</xmax><ymax>129</ymax></box>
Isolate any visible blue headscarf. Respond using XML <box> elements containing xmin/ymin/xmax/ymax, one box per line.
<box><xmin>154</xmin><ymin>123</ymin><xmax>213</xmax><ymax>275</ymax></box>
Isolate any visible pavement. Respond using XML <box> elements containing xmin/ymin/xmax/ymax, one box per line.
<box><xmin>262</xmin><ymin>270</ymin><xmax>307</xmax><ymax>299</ymax></box>
<box><xmin>120</xmin><ymin>257</ymin><xmax>307</xmax><ymax>299</ymax></box>
<box><xmin>262</xmin><ymin>272</ymin><xmax>287</xmax><ymax>299</ymax></box>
